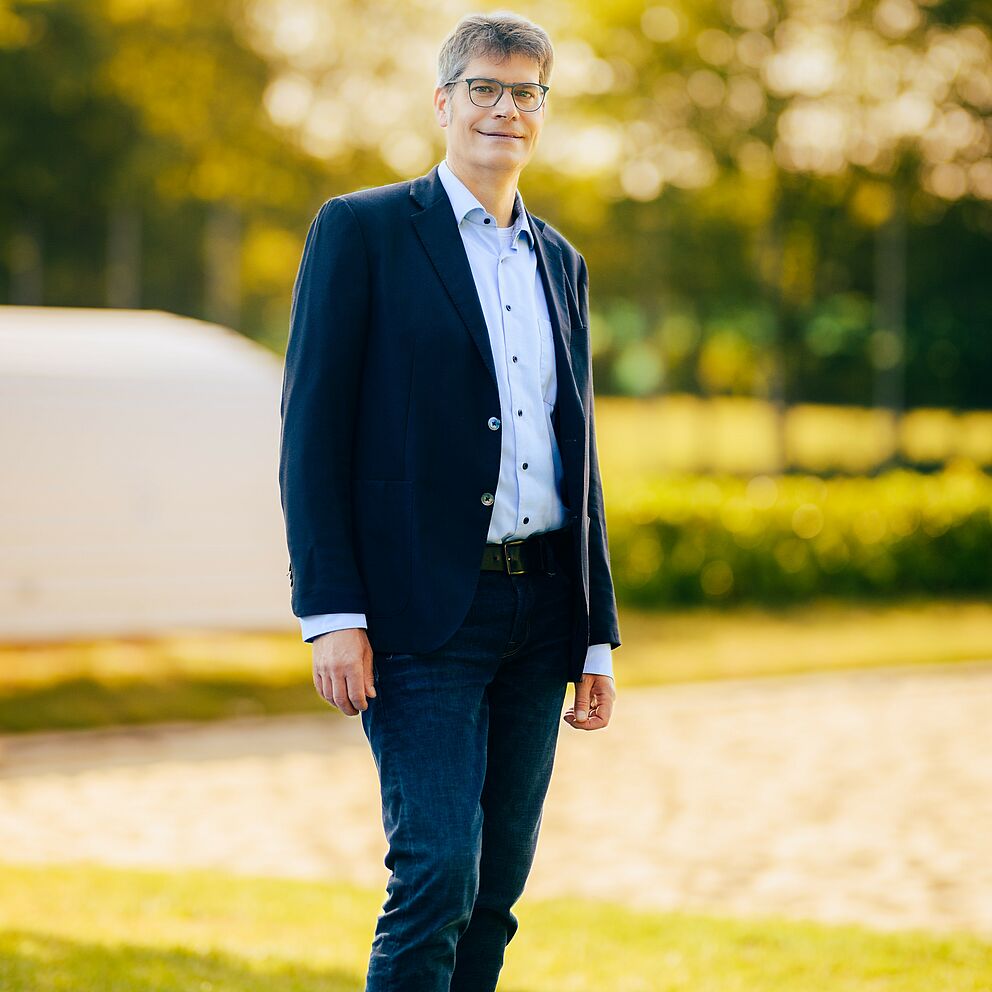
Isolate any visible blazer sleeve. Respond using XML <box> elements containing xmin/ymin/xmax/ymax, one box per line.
<box><xmin>279</xmin><ymin>196</ymin><xmax>371</xmax><ymax>618</ymax></box>
<box><xmin>577</xmin><ymin>254</ymin><xmax>622</xmax><ymax>649</ymax></box>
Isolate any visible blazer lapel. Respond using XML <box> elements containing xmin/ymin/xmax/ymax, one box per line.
<box><xmin>410</xmin><ymin>165</ymin><xmax>498</xmax><ymax>391</ymax></box>
<box><xmin>409</xmin><ymin>163</ymin><xmax>582</xmax><ymax>444</ymax></box>
<box><xmin>529</xmin><ymin>211</ymin><xmax>583</xmax><ymax>445</ymax></box>
<box><xmin>529</xmin><ymin>218</ymin><xmax>571</xmax><ymax>354</ymax></box>
<box><xmin>530</xmin><ymin>211</ymin><xmax>586</xmax><ymax>519</ymax></box>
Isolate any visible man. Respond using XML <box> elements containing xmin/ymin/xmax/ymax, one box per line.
<box><xmin>278</xmin><ymin>11</ymin><xmax>621</xmax><ymax>990</ymax></box>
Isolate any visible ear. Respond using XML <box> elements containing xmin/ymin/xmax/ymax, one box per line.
<box><xmin>433</xmin><ymin>85</ymin><xmax>449</xmax><ymax>128</ymax></box>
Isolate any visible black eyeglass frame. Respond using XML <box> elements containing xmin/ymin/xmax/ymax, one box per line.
<box><xmin>444</xmin><ymin>76</ymin><xmax>550</xmax><ymax>112</ymax></box>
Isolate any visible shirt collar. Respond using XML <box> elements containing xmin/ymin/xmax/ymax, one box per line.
<box><xmin>437</xmin><ymin>158</ymin><xmax>534</xmax><ymax>250</ymax></box>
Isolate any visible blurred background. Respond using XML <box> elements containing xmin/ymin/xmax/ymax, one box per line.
<box><xmin>1</xmin><ymin>0</ymin><xmax>991</xmax><ymax>989</ymax></box>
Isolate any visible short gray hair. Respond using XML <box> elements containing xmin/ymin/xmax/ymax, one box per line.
<box><xmin>437</xmin><ymin>11</ymin><xmax>554</xmax><ymax>89</ymax></box>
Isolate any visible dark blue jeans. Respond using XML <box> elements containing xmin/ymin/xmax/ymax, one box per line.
<box><xmin>360</xmin><ymin>533</ymin><xmax>574</xmax><ymax>991</ymax></box>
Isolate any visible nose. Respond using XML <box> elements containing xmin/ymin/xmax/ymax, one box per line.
<box><xmin>492</xmin><ymin>86</ymin><xmax>519</xmax><ymax>117</ymax></box>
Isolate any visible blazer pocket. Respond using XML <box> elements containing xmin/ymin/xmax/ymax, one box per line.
<box><xmin>352</xmin><ymin>479</ymin><xmax>414</xmax><ymax>617</ymax></box>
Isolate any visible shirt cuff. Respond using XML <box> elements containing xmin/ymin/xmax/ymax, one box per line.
<box><xmin>582</xmin><ymin>642</ymin><xmax>614</xmax><ymax>679</ymax></box>
<box><xmin>300</xmin><ymin>620</ymin><xmax>614</xmax><ymax>680</ymax></box>
<box><xmin>300</xmin><ymin>613</ymin><xmax>368</xmax><ymax>643</ymax></box>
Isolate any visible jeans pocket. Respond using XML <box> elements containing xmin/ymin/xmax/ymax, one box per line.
<box><xmin>372</xmin><ymin>651</ymin><xmax>395</xmax><ymax>685</ymax></box>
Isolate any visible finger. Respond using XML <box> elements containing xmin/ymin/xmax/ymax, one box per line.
<box><xmin>564</xmin><ymin>710</ymin><xmax>592</xmax><ymax>729</ymax></box>
<box><xmin>594</xmin><ymin>694</ymin><xmax>614</xmax><ymax>725</ymax></box>
<box><xmin>572</xmin><ymin>681</ymin><xmax>592</xmax><ymax>723</ymax></box>
<box><xmin>564</xmin><ymin>695</ymin><xmax>612</xmax><ymax>723</ymax></box>
<box><xmin>332</xmin><ymin>674</ymin><xmax>359</xmax><ymax>717</ymax></box>
<box><xmin>346</xmin><ymin>669</ymin><xmax>369</xmax><ymax>714</ymax></box>
<box><xmin>315</xmin><ymin>670</ymin><xmax>332</xmax><ymax>705</ymax></box>
<box><xmin>564</xmin><ymin>709</ymin><xmax>608</xmax><ymax>731</ymax></box>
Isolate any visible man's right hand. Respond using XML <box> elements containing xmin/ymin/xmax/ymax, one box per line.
<box><xmin>312</xmin><ymin>628</ymin><xmax>376</xmax><ymax>716</ymax></box>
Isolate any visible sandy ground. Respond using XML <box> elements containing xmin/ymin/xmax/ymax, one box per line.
<box><xmin>1</xmin><ymin>660</ymin><xmax>991</xmax><ymax>938</ymax></box>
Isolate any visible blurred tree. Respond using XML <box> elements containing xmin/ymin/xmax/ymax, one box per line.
<box><xmin>543</xmin><ymin>0</ymin><xmax>992</xmax><ymax>418</ymax></box>
<box><xmin>0</xmin><ymin>0</ymin><xmax>326</xmax><ymax>340</ymax></box>
<box><xmin>1</xmin><ymin>0</ymin><xmax>989</xmax><ymax>408</ymax></box>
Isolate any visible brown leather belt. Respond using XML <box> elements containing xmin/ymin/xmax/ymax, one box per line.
<box><xmin>481</xmin><ymin>525</ymin><xmax>572</xmax><ymax>575</ymax></box>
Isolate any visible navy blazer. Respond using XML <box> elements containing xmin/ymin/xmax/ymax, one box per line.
<box><xmin>278</xmin><ymin>163</ymin><xmax>621</xmax><ymax>684</ymax></box>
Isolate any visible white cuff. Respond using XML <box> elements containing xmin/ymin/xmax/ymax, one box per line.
<box><xmin>582</xmin><ymin>642</ymin><xmax>614</xmax><ymax>679</ymax></box>
<box><xmin>300</xmin><ymin>613</ymin><xmax>368</xmax><ymax>643</ymax></box>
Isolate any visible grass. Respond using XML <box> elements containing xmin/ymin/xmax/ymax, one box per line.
<box><xmin>0</xmin><ymin>631</ymin><xmax>314</xmax><ymax>733</ymax></box>
<box><xmin>614</xmin><ymin>594</ymin><xmax>992</xmax><ymax>687</ymax></box>
<box><xmin>1</xmin><ymin>860</ymin><xmax>990</xmax><ymax>991</ymax></box>
<box><xmin>1</xmin><ymin>596</ymin><xmax>991</xmax><ymax>733</ymax></box>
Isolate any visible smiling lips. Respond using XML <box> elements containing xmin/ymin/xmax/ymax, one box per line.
<box><xmin>480</xmin><ymin>130</ymin><xmax>523</xmax><ymax>139</ymax></box>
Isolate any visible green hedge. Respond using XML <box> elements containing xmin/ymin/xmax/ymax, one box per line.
<box><xmin>606</xmin><ymin>461</ymin><xmax>992</xmax><ymax>607</ymax></box>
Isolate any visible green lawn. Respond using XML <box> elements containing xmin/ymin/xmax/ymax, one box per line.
<box><xmin>1</xmin><ymin>596</ymin><xmax>991</xmax><ymax>734</ymax></box>
<box><xmin>1</xmin><ymin>861</ymin><xmax>990</xmax><ymax>991</ymax></box>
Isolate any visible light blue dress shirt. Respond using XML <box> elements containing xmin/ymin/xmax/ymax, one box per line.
<box><xmin>300</xmin><ymin>158</ymin><xmax>613</xmax><ymax>680</ymax></box>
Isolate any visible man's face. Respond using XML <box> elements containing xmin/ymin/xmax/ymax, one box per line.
<box><xmin>433</xmin><ymin>52</ymin><xmax>546</xmax><ymax>177</ymax></box>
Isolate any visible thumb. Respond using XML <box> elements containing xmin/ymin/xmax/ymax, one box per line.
<box><xmin>573</xmin><ymin>681</ymin><xmax>591</xmax><ymax>722</ymax></box>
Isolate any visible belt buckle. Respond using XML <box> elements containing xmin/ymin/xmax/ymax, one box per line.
<box><xmin>503</xmin><ymin>538</ymin><xmax>527</xmax><ymax>575</ymax></box>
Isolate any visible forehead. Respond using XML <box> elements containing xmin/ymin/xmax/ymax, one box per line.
<box><xmin>462</xmin><ymin>51</ymin><xmax>541</xmax><ymax>83</ymax></box>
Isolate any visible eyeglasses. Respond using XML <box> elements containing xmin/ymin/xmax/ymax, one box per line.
<box><xmin>445</xmin><ymin>77</ymin><xmax>549</xmax><ymax>112</ymax></box>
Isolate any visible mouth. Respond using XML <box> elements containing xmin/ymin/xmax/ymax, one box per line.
<box><xmin>478</xmin><ymin>130</ymin><xmax>524</xmax><ymax>140</ymax></box>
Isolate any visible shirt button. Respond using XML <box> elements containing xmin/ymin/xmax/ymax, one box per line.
<box><xmin>523</xmin><ymin>516</ymin><xmax>529</xmax><ymax>524</ymax></box>
<box><xmin>481</xmin><ymin>492</ymin><xmax>495</xmax><ymax>506</ymax></box>
<box><xmin>484</xmin><ymin>217</ymin><xmax>491</xmax><ymax>224</ymax></box>
<box><xmin>488</xmin><ymin>417</ymin><xmax>501</xmax><ymax>430</ymax></box>
<box><xmin>522</xmin><ymin>463</ymin><xmax>528</xmax><ymax>469</ymax></box>
<box><xmin>505</xmin><ymin>304</ymin><xmax>511</xmax><ymax>311</ymax></box>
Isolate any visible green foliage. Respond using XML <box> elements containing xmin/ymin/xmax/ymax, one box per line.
<box><xmin>609</xmin><ymin>462</ymin><xmax>992</xmax><ymax>608</ymax></box>
<box><xmin>2</xmin><ymin>0</ymin><xmax>990</xmax><ymax>403</ymax></box>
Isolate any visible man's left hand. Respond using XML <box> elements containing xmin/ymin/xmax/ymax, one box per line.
<box><xmin>563</xmin><ymin>673</ymin><xmax>615</xmax><ymax>731</ymax></box>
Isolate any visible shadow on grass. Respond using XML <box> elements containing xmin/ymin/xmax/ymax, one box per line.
<box><xmin>0</xmin><ymin>927</ymin><xmax>362</xmax><ymax>990</ymax></box>
<box><xmin>0</xmin><ymin>928</ymin><xmax>540</xmax><ymax>992</ymax></box>
<box><xmin>0</xmin><ymin>676</ymin><xmax>321</xmax><ymax>734</ymax></box>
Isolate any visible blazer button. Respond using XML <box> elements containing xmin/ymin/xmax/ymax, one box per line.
<box><xmin>488</xmin><ymin>416</ymin><xmax>501</xmax><ymax>430</ymax></box>
<box><xmin>481</xmin><ymin>492</ymin><xmax>495</xmax><ymax>506</ymax></box>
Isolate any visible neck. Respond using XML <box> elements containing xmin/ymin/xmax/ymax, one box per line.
<box><xmin>445</xmin><ymin>154</ymin><xmax>520</xmax><ymax>227</ymax></box>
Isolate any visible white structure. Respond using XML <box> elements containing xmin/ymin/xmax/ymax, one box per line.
<box><xmin>0</xmin><ymin>305</ymin><xmax>294</xmax><ymax>641</ymax></box>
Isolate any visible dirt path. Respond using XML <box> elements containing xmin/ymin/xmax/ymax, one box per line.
<box><xmin>1</xmin><ymin>660</ymin><xmax>991</xmax><ymax>937</ymax></box>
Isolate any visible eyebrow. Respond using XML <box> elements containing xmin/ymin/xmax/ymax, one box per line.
<box><xmin>471</xmin><ymin>77</ymin><xmax>541</xmax><ymax>86</ymax></box>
